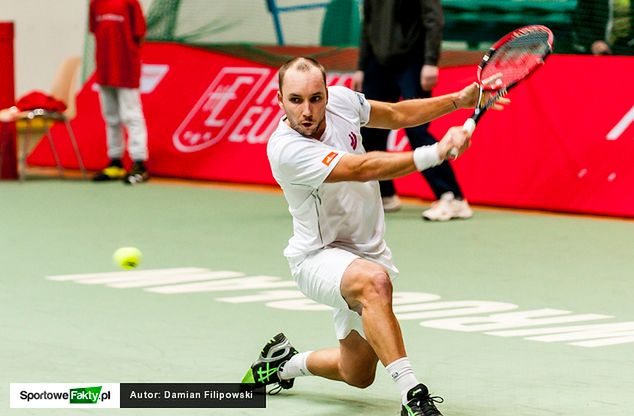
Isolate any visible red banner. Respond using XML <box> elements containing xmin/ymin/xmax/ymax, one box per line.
<box><xmin>28</xmin><ymin>43</ymin><xmax>634</xmax><ymax>217</ymax></box>
<box><xmin>0</xmin><ymin>21</ymin><xmax>17</xmax><ymax>179</ymax></box>
<box><xmin>426</xmin><ymin>55</ymin><xmax>634</xmax><ymax>217</ymax></box>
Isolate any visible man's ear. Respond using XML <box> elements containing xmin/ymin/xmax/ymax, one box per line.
<box><xmin>277</xmin><ymin>90</ymin><xmax>283</xmax><ymax>109</ymax></box>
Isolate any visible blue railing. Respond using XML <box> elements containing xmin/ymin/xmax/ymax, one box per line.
<box><xmin>265</xmin><ymin>0</ymin><xmax>331</xmax><ymax>45</ymax></box>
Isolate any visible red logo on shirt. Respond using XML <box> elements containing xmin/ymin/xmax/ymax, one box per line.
<box><xmin>322</xmin><ymin>151</ymin><xmax>338</xmax><ymax>166</ymax></box>
<box><xmin>349</xmin><ymin>132</ymin><xmax>358</xmax><ymax>150</ymax></box>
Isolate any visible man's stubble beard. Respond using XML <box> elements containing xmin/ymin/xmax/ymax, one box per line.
<box><xmin>290</xmin><ymin>115</ymin><xmax>326</xmax><ymax>138</ymax></box>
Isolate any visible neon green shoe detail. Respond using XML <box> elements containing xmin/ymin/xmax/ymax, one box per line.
<box><xmin>241</xmin><ymin>333</ymin><xmax>298</xmax><ymax>394</ymax></box>
<box><xmin>241</xmin><ymin>368</ymin><xmax>255</xmax><ymax>384</ymax></box>
<box><xmin>400</xmin><ymin>384</ymin><xmax>444</xmax><ymax>416</ymax></box>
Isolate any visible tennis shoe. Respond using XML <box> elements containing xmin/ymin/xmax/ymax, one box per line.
<box><xmin>93</xmin><ymin>165</ymin><xmax>126</xmax><ymax>181</ymax></box>
<box><xmin>241</xmin><ymin>333</ymin><xmax>298</xmax><ymax>394</ymax></box>
<box><xmin>401</xmin><ymin>384</ymin><xmax>444</xmax><ymax>416</ymax></box>
<box><xmin>450</xmin><ymin>197</ymin><xmax>473</xmax><ymax>219</ymax></box>
<box><xmin>422</xmin><ymin>192</ymin><xmax>454</xmax><ymax>221</ymax></box>
<box><xmin>382</xmin><ymin>195</ymin><xmax>402</xmax><ymax>212</ymax></box>
<box><xmin>123</xmin><ymin>162</ymin><xmax>149</xmax><ymax>185</ymax></box>
<box><xmin>422</xmin><ymin>192</ymin><xmax>472</xmax><ymax>221</ymax></box>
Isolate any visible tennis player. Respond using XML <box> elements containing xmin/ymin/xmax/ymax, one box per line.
<box><xmin>242</xmin><ymin>57</ymin><xmax>507</xmax><ymax>416</ymax></box>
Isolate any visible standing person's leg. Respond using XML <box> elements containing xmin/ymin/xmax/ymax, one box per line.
<box><xmin>396</xmin><ymin>61</ymin><xmax>472</xmax><ymax>221</ymax></box>
<box><xmin>118</xmin><ymin>88</ymin><xmax>149</xmax><ymax>184</ymax></box>
<box><xmin>362</xmin><ymin>129</ymin><xmax>396</xmax><ymax>201</ymax></box>
<box><xmin>403</xmin><ymin>94</ymin><xmax>463</xmax><ymax>200</ymax></box>
<box><xmin>93</xmin><ymin>86</ymin><xmax>126</xmax><ymax>181</ymax></box>
<box><xmin>361</xmin><ymin>57</ymin><xmax>402</xmax><ymax>212</ymax></box>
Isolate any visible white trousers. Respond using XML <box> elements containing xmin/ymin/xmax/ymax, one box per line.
<box><xmin>98</xmin><ymin>86</ymin><xmax>148</xmax><ymax>161</ymax></box>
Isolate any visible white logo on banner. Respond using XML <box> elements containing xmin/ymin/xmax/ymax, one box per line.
<box><xmin>171</xmin><ymin>70</ymin><xmax>356</xmax><ymax>153</ymax></box>
<box><xmin>227</xmin><ymin>76</ymin><xmax>284</xmax><ymax>145</ymax></box>
<box><xmin>91</xmin><ymin>64</ymin><xmax>169</xmax><ymax>94</ymax></box>
<box><xmin>140</xmin><ymin>64</ymin><xmax>170</xmax><ymax>94</ymax></box>
<box><xmin>173</xmin><ymin>67</ymin><xmax>272</xmax><ymax>153</ymax></box>
<box><xmin>606</xmin><ymin>105</ymin><xmax>634</xmax><ymax>141</ymax></box>
<box><xmin>387</xmin><ymin>130</ymin><xmax>410</xmax><ymax>151</ymax></box>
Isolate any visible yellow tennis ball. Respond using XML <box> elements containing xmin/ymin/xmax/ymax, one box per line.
<box><xmin>113</xmin><ymin>247</ymin><xmax>142</xmax><ymax>270</ymax></box>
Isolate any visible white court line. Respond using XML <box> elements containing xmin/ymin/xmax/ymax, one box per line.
<box><xmin>45</xmin><ymin>267</ymin><xmax>207</xmax><ymax>282</ymax></box>
<box><xmin>217</xmin><ymin>290</ymin><xmax>305</xmax><ymax>303</ymax></box>
<box><xmin>108</xmin><ymin>271</ymin><xmax>244</xmax><ymax>288</ymax></box>
<box><xmin>146</xmin><ymin>276</ymin><xmax>296</xmax><ymax>294</ymax></box>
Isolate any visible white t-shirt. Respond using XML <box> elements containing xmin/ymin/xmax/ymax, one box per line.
<box><xmin>267</xmin><ymin>86</ymin><xmax>388</xmax><ymax>261</ymax></box>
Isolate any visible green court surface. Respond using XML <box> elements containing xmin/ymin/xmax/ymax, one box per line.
<box><xmin>1</xmin><ymin>179</ymin><xmax>633</xmax><ymax>415</ymax></box>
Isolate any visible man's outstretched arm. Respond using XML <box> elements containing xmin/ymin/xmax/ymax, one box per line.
<box><xmin>325</xmin><ymin>127</ymin><xmax>469</xmax><ymax>183</ymax></box>
<box><xmin>366</xmin><ymin>75</ymin><xmax>509</xmax><ymax>130</ymax></box>
<box><xmin>365</xmin><ymin>81</ymin><xmax>480</xmax><ymax>130</ymax></box>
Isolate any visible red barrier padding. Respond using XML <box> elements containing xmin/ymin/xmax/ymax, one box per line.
<box><xmin>28</xmin><ymin>43</ymin><xmax>634</xmax><ymax>217</ymax></box>
<box><xmin>0</xmin><ymin>21</ymin><xmax>17</xmax><ymax>179</ymax></box>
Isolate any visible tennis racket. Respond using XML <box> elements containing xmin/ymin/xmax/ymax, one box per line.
<box><xmin>450</xmin><ymin>25</ymin><xmax>554</xmax><ymax>157</ymax></box>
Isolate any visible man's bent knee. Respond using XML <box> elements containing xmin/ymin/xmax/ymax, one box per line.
<box><xmin>342</xmin><ymin>260</ymin><xmax>393</xmax><ymax>312</ymax></box>
<box><xmin>361</xmin><ymin>270</ymin><xmax>392</xmax><ymax>304</ymax></box>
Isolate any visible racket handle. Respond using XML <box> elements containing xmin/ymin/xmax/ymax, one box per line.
<box><xmin>463</xmin><ymin>118</ymin><xmax>476</xmax><ymax>134</ymax></box>
<box><xmin>448</xmin><ymin>118</ymin><xmax>477</xmax><ymax>158</ymax></box>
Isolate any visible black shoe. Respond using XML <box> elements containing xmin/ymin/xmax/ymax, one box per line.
<box><xmin>401</xmin><ymin>384</ymin><xmax>444</xmax><ymax>416</ymax></box>
<box><xmin>93</xmin><ymin>165</ymin><xmax>127</xmax><ymax>182</ymax></box>
<box><xmin>123</xmin><ymin>162</ymin><xmax>149</xmax><ymax>185</ymax></box>
<box><xmin>241</xmin><ymin>333</ymin><xmax>298</xmax><ymax>394</ymax></box>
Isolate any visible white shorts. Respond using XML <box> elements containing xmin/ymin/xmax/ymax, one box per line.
<box><xmin>288</xmin><ymin>246</ymin><xmax>399</xmax><ymax>340</ymax></box>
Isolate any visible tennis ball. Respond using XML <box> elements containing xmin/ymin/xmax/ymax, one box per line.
<box><xmin>113</xmin><ymin>247</ymin><xmax>142</xmax><ymax>270</ymax></box>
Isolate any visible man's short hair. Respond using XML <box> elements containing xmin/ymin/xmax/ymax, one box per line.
<box><xmin>278</xmin><ymin>57</ymin><xmax>327</xmax><ymax>93</ymax></box>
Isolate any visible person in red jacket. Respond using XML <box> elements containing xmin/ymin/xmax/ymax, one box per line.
<box><xmin>90</xmin><ymin>0</ymin><xmax>149</xmax><ymax>184</ymax></box>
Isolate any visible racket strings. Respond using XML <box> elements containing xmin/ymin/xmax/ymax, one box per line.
<box><xmin>482</xmin><ymin>87</ymin><xmax>508</xmax><ymax>111</ymax></box>
<box><xmin>482</xmin><ymin>31</ymin><xmax>551</xmax><ymax>86</ymax></box>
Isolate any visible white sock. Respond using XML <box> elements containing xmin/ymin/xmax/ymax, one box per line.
<box><xmin>386</xmin><ymin>357</ymin><xmax>420</xmax><ymax>404</ymax></box>
<box><xmin>278</xmin><ymin>351</ymin><xmax>313</xmax><ymax>380</ymax></box>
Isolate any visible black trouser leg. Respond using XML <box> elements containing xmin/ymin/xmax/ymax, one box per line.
<box><xmin>397</xmin><ymin>63</ymin><xmax>465</xmax><ymax>200</ymax></box>
<box><xmin>360</xmin><ymin>126</ymin><xmax>396</xmax><ymax>196</ymax></box>
<box><xmin>405</xmin><ymin>123</ymin><xmax>464</xmax><ymax>200</ymax></box>
<box><xmin>361</xmin><ymin>56</ymin><xmax>401</xmax><ymax>198</ymax></box>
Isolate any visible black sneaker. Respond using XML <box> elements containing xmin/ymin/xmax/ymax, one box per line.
<box><xmin>241</xmin><ymin>333</ymin><xmax>298</xmax><ymax>394</ymax></box>
<box><xmin>401</xmin><ymin>384</ymin><xmax>444</xmax><ymax>416</ymax></box>
<box><xmin>123</xmin><ymin>162</ymin><xmax>149</xmax><ymax>185</ymax></box>
<box><xmin>93</xmin><ymin>165</ymin><xmax>127</xmax><ymax>182</ymax></box>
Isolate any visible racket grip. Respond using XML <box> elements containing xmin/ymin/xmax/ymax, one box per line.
<box><xmin>449</xmin><ymin>118</ymin><xmax>476</xmax><ymax>158</ymax></box>
<box><xmin>463</xmin><ymin>118</ymin><xmax>476</xmax><ymax>134</ymax></box>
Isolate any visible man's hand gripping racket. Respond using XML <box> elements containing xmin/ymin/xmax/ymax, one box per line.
<box><xmin>449</xmin><ymin>25</ymin><xmax>554</xmax><ymax>158</ymax></box>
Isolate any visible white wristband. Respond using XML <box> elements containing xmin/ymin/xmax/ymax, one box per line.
<box><xmin>413</xmin><ymin>144</ymin><xmax>442</xmax><ymax>171</ymax></box>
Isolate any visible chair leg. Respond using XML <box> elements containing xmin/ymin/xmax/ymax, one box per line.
<box><xmin>19</xmin><ymin>128</ymin><xmax>29</xmax><ymax>181</ymax></box>
<box><xmin>46</xmin><ymin>129</ymin><xmax>64</xmax><ymax>178</ymax></box>
<box><xmin>64</xmin><ymin>119</ymin><xmax>87</xmax><ymax>179</ymax></box>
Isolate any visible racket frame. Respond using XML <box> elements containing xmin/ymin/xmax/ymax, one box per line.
<box><xmin>449</xmin><ymin>25</ymin><xmax>554</xmax><ymax>157</ymax></box>
<box><xmin>470</xmin><ymin>25</ymin><xmax>554</xmax><ymax>127</ymax></box>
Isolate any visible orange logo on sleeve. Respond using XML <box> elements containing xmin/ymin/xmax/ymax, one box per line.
<box><xmin>322</xmin><ymin>151</ymin><xmax>338</xmax><ymax>166</ymax></box>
